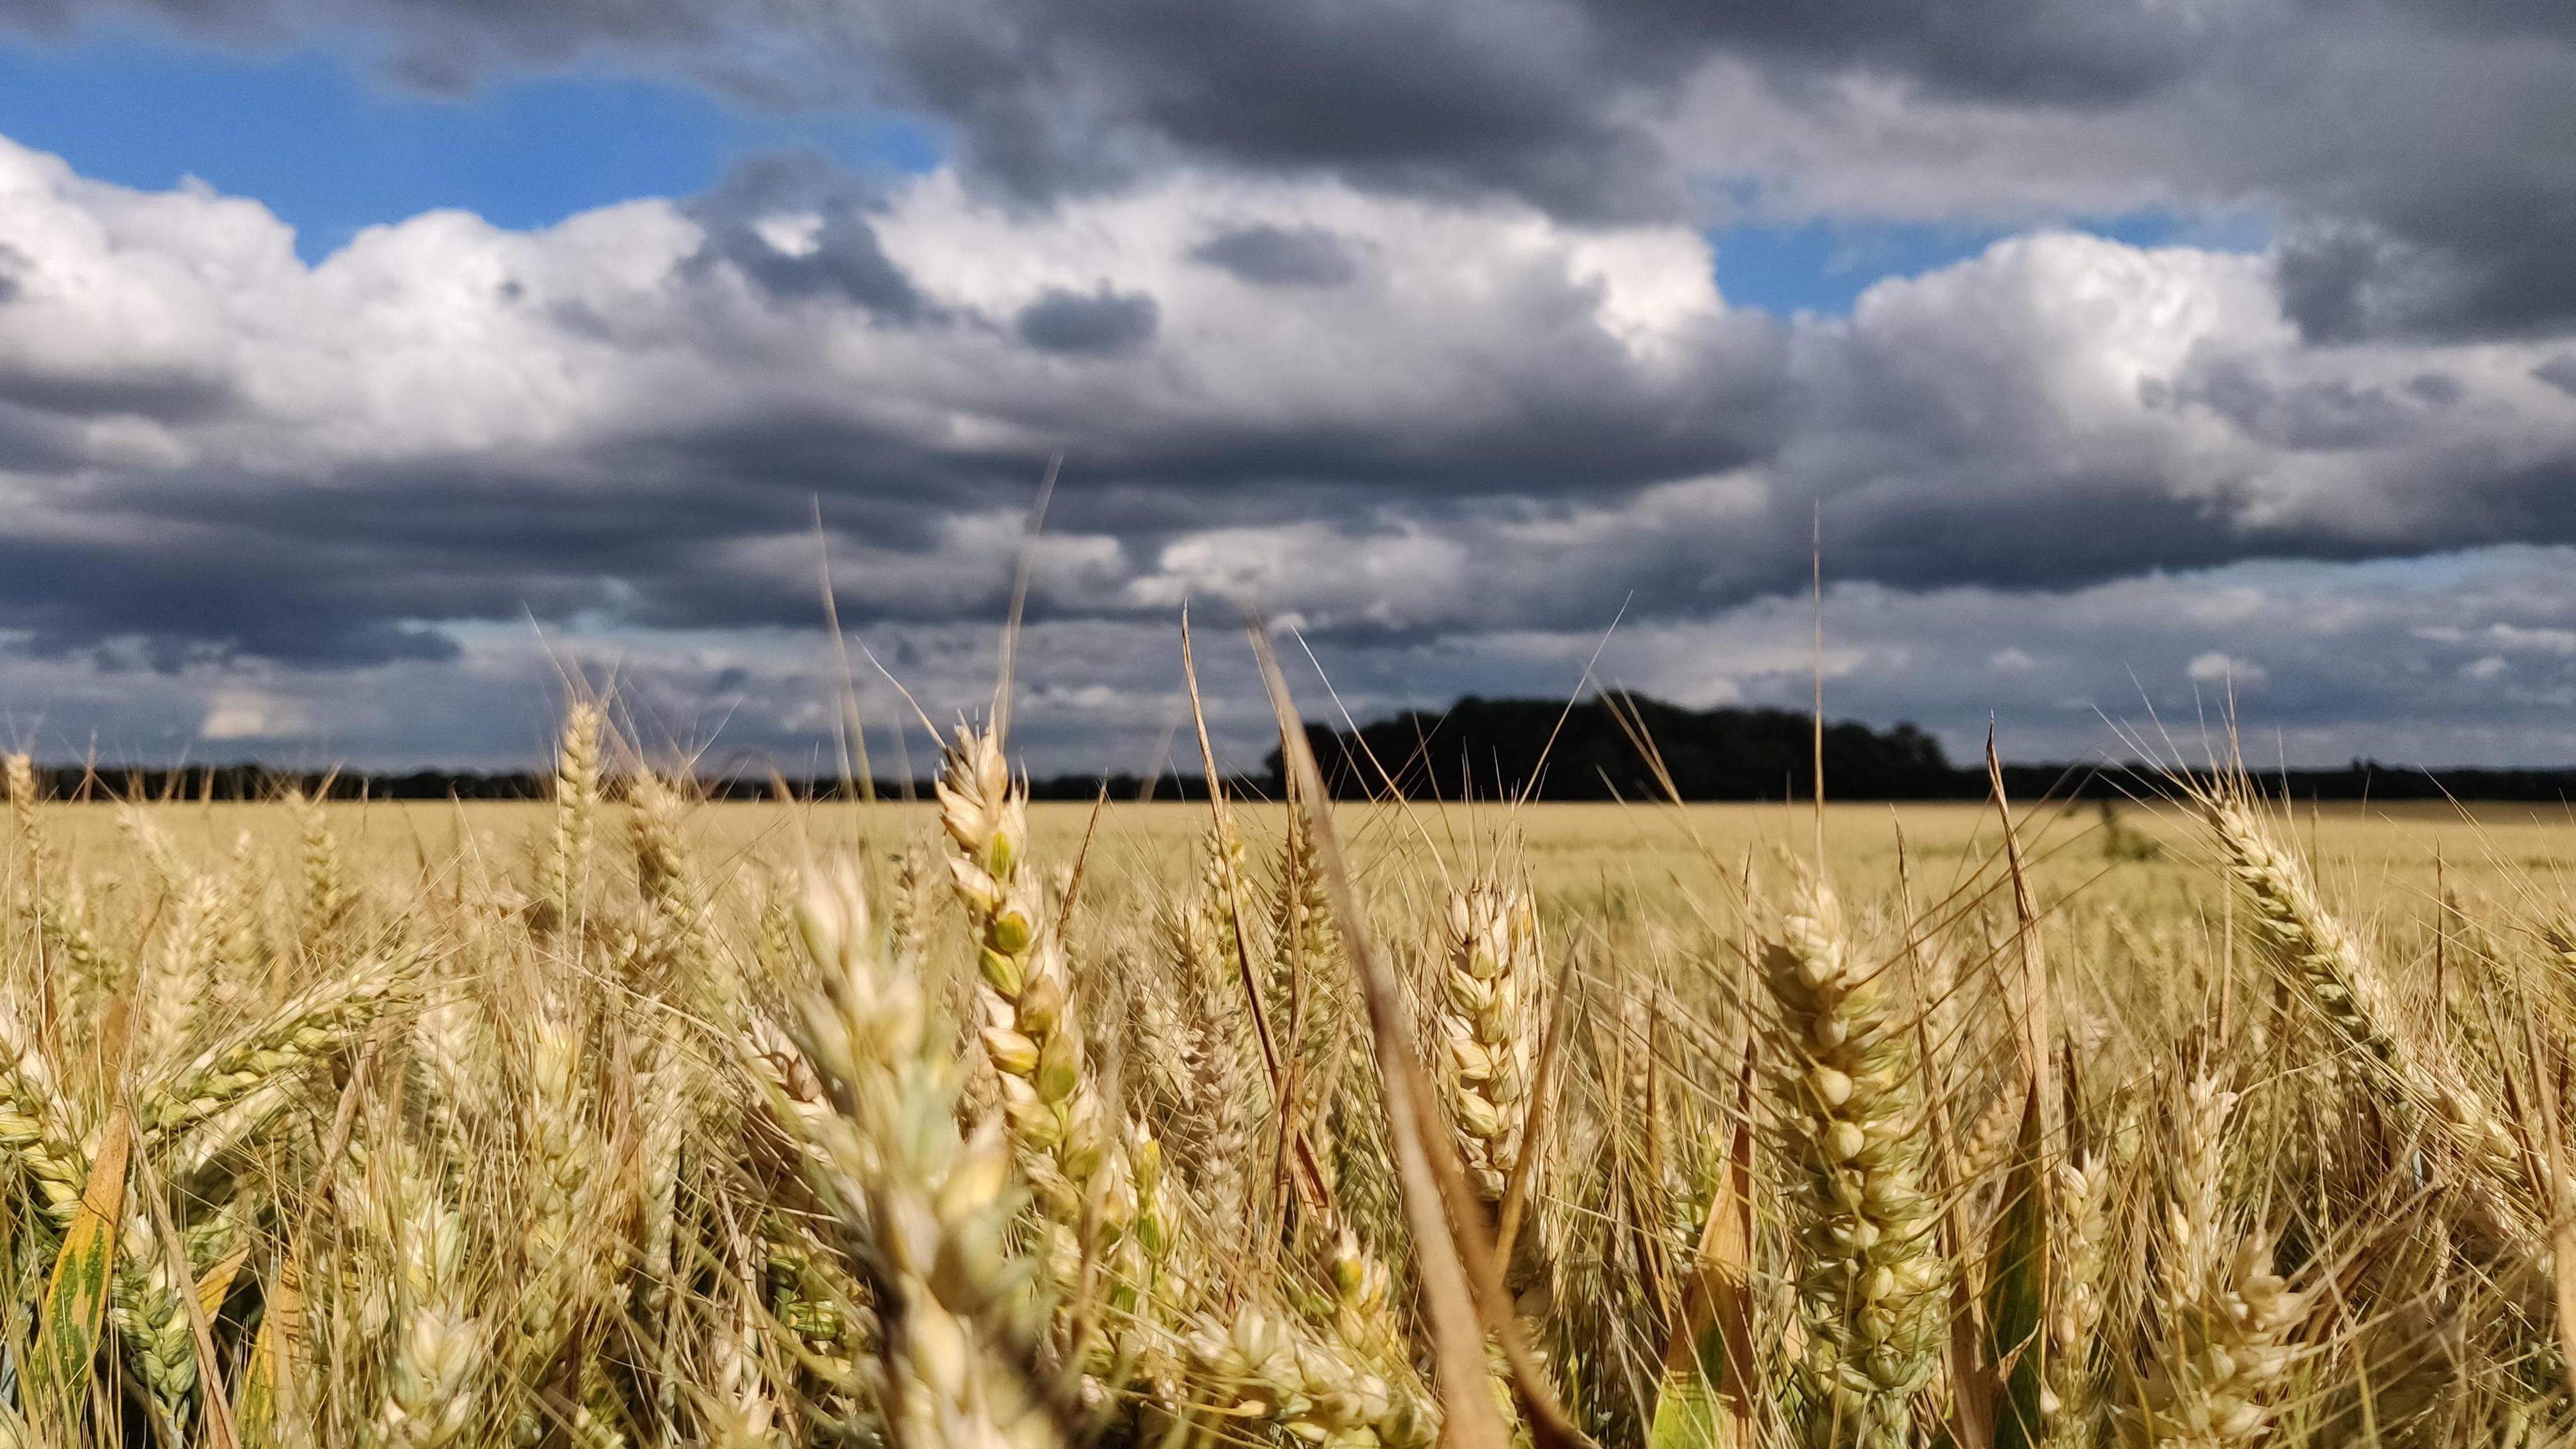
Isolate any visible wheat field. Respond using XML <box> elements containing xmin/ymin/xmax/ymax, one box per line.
<box><xmin>2</xmin><ymin>714</ymin><xmax>2573</xmax><ymax>1448</ymax></box>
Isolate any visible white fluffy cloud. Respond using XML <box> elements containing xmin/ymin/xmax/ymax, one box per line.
<box><xmin>7</xmin><ymin>131</ymin><xmax>2576</xmax><ymax>767</ymax></box>
<box><xmin>0</xmin><ymin>137</ymin><xmax>1773</xmax><ymax>472</ymax></box>
<box><xmin>18</xmin><ymin>0</ymin><xmax>2576</xmax><ymax>352</ymax></box>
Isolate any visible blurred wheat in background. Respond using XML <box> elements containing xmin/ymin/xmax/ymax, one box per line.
<box><xmin>0</xmin><ymin>679</ymin><xmax>2570</xmax><ymax>1448</ymax></box>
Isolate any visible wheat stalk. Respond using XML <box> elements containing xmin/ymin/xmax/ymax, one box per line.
<box><xmin>207</xmin><ymin>828</ymin><xmax>270</xmax><ymax>1017</ymax></box>
<box><xmin>2137</xmin><ymin>1074</ymin><xmax>2304</xmax><ymax>1449</ymax></box>
<box><xmin>515</xmin><ymin>1008</ymin><xmax>611</xmax><ymax>1426</ymax></box>
<box><xmin>2044</xmin><ymin>1152</ymin><xmax>2110</xmax><ymax>1446</ymax></box>
<box><xmin>375</xmin><ymin>1147</ymin><xmax>486</xmax><ymax>1449</ymax></box>
<box><xmin>1437</xmin><ymin>881</ymin><xmax>1545</xmax><ymax>1205</ymax></box>
<box><xmin>295</xmin><ymin>788</ymin><xmax>358</xmax><ymax>953</ymax></box>
<box><xmin>1186</xmin><ymin>1303</ymin><xmax>1438</xmax><ymax>1449</ymax></box>
<box><xmin>702</xmin><ymin>1216</ymin><xmax>784</xmax><ymax>1446</ymax></box>
<box><xmin>935</xmin><ymin>724</ymin><xmax>1132</xmax><ymax>1265</ymax></box>
<box><xmin>2207</xmin><ymin>797</ymin><xmax>2532</xmax><ymax>1227</ymax></box>
<box><xmin>546</xmin><ymin>702</ymin><xmax>606</xmax><ymax>932</ymax></box>
<box><xmin>146</xmin><ymin>952</ymin><xmax>417</xmax><ymax>1173</ymax></box>
<box><xmin>888</xmin><ymin>843</ymin><xmax>934</xmax><ymax>973</ymax></box>
<box><xmin>632</xmin><ymin>1010</ymin><xmax>696</xmax><ymax>1420</ymax></box>
<box><xmin>630</xmin><ymin>769</ymin><xmax>714</xmax><ymax>991</ymax></box>
<box><xmin>1157</xmin><ymin>885</ymin><xmax>1261</xmax><ymax>1234</ymax></box>
<box><xmin>788</xmin><ymin>860</ymin><xmax>1061</xmax><ymax>1449</ymax></box>
<box><xmin>111</xmin><ymin>1177</ymin><xmax>239</xmax><ymax>1429</ymax></box>
<box><xmin>5</xmin><ymin>674</ymin><xmax>2573</xmax><ymax>1447</ymax></box>
<box><xmin>1762</xmin><ymin>873</ymin><xmax>1945</xmax><ymax>1449</ymax></box>
<box><xmin>5</xmin><ymin>753</ymin><xmax>37</xmax><ymax>862</ymax></box>
<box><xmin>0</xmin><ymin>1003</ymin><xmax>87</xmax><ymax>1234</ymax></box>
<box><xmin>30</xmin><ymin>883</ymin><xmax>119</xmax><ymax>1028</ymax></box>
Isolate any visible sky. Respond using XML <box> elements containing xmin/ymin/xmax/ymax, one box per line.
<box><xmin>1</xmin><ymin>1</ymin><xmax>2575</xmax><ymax>775</ymax></box>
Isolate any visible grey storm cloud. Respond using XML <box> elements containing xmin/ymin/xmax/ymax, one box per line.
<box><xmin>1016</xmin><ymin>285</ymin><xmax>1159</xmax><ymax>356</ymax></box>
<box><xmin>678</xmin><ymin>154</ymin><xmax>924</xmax><ymax>319</ymax></box>
<box><xmin>2</xmin><ymin>125</ymin><xmax>2574</xmax><ymax>681</ymax></box>
<box><xmin>1189</xmin><ymin>225</ymin><xmax>1359</xmax><ymax>289</ymax></box>
<box><xmin>13</xmin><ymin>0</ymin><xmax>2576</xmax><ymax>339</ymax></box>
<box><xmin>5</xmin><ymin>4</ymin><xmax>2576</xmax><ymax>765</ymax></box>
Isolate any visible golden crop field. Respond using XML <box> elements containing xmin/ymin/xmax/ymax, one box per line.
<box><xmin>39</xmin><ymin>792</ymin><xmax>2570</xmax><ymax>935</ymax></box>
<box><xmin>4</xmin><ymin>725</ymin><xmax>2574</xmax><ymax>1448</ymax></box>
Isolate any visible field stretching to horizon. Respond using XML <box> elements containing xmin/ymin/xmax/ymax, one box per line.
<box><xmin>4</xmin><ymin>706</ymin><xmax>2576</xmax><ymax>1448</ymax></box>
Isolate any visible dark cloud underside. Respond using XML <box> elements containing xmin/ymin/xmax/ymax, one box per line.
<box><xmin>0</xmin><ymin>1</ymin><xmax>2572</xmax><ymax>766</ymax></box>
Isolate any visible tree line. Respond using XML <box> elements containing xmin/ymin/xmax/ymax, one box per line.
<box><xmin>15</xmin><ymin>695</ymin><xmax>2574</xmax><ymax>802</ymax></box>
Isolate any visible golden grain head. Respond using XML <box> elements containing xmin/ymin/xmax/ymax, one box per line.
<box><xmin>0</xmin><ymin>719</ymin><xmax>2553</xmax><ymax>1447</ymax></box>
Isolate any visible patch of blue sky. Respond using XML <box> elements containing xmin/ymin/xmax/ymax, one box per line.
<box><xmin>2086</xmin><ymin>546</ymin><xmax>2562</xmax><ymax>609</ymax></box>
<box><xmin>2245</xmin><ymin>545</ymin><xmax>2567</xmax><ymax>595</ymax></box>
<box><xmin>0</xmin><ymin>25</ymin><xmax>943</xmax><ymax>262</ymax></box>
<box><xmin>1713</xmin><ymin>208</ymin><xmax>2272</xmax><ymax>317</ymax></box>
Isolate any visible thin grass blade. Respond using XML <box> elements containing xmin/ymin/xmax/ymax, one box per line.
<box><xmin>1986</xmin><ymin>1081</ymin><xmax>2049</xmax><ymax>1449</ymax></box>
<box><xmin>1649</xmin><ymin>1048</ymin><xmax>1758</xmax><ymax>1449</ymax></box>
<box><xmin>32</xmin><ymin>1103</ymin><xmax>129</xmax><ymax>1407</ymax></box>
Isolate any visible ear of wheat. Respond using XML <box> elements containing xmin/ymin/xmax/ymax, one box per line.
<box><xmin>788</xmin><ymin>861</ymin><xmax>1060</xmax><ymax>1449</ymax></box>
<box><xmin>1762</xmin><ymin>874</ymin><xmax>1945</xmax><ymax>1449</ymax></box>
<box><xmin>545</xmin><ymin>702</ymin><xmax>605</xmax><ymax>932</ymax></box>
<box><xmin>0</xmin><ymin>701</ymin><xmax>2559</xmax><ymax>1448</ymax></box>
<box><xmin>1437</xmin><ymin>881</ymin><xmax>1545</xmax><ymax>1206</ymax></box>
<box><xmin>376</xmin><ymin>1152</ymin><xmax>486</xmax><ymax>1449</ymax></box>
<box><xmin>2206</xmin><ymin>796</ymin><xmax>2534</xmax><ymax>1232</ymax></box>
<box><xmin>2136</xmin><ymin>1074</ymin><xmax>2304</xmax><ymax>1449</ymax></box>
<box><xmin>2043</xmin><ymin>1151</ymin><xmax>2110</xmax><ymax>1446</ymax></box>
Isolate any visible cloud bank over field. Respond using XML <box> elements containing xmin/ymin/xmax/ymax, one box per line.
<box><xmin>3</xmin><ymin>0</ymin><xmax>2576</xmax><ymax>769</ymax></box>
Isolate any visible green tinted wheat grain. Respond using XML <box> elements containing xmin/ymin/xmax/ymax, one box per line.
<box><xmin>1763</xmin><ymin>875</ymin><xmax>1945</xmax><ymax>1449</ymax></box>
